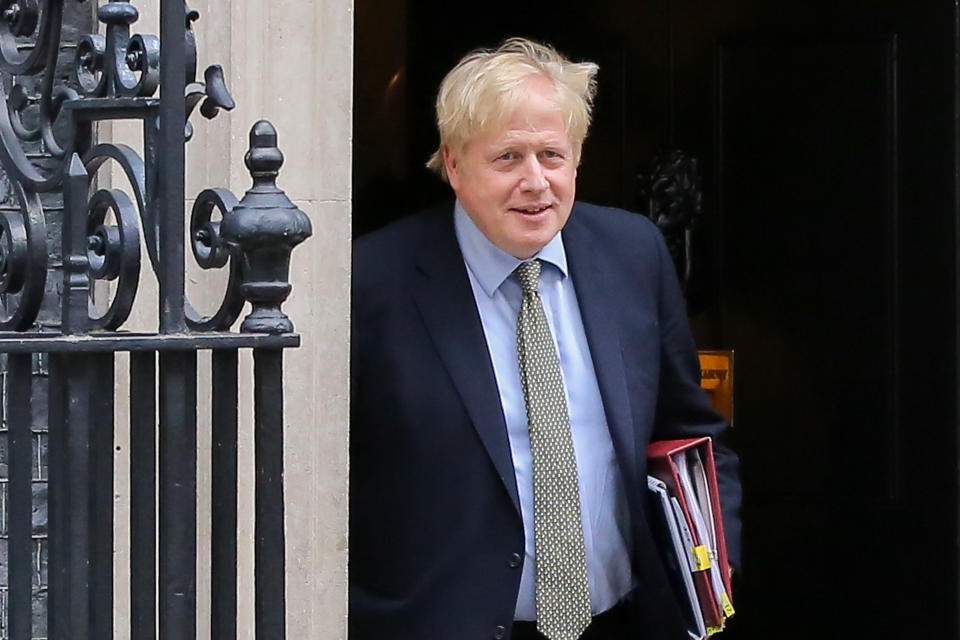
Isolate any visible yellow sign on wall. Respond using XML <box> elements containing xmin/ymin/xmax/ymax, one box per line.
<box><xmin>698</xmin><ymin>350</ymin><xmax>734</xmax><ymax>426</ymax></box>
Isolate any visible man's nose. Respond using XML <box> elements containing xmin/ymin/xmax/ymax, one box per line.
<box><xmin>519</xmin><ymin>156</ymin><xmax>549</xmax><ymax>192</ymax></box>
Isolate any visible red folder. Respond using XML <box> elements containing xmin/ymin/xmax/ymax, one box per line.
<box><xmin>648</xmin><ymin>437</ymin><xmax>734</xmax><ymax>633</ymax></box>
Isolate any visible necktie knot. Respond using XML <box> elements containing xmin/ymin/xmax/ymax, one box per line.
<box><xmin>516</xmin><ymin>259</ymin><xmax>542</xmax><ymax>297</ymax></box>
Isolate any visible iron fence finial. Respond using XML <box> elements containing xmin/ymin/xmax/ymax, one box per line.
<box><xmin>221</xmin><ymin>120</ymin><xmax>312</xmax><ymax>335</ymax></box>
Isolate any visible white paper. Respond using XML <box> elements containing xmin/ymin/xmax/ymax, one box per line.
<box><xmin>689</xmin><ymin>449</ymin><xmax>718</xmax><ymax>558</ymax></box>
<box><xmin>674</xmin><ymin>451</ymin><xmax>730</xmax><ymax>614</ymax></box>
<box><xmin>647</xmin><ymin>476</ymin><xmax>707</xmax><ymax>639</ymax></box>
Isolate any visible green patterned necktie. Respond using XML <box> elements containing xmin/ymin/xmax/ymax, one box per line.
<box><xmin>515</xmin><ymin>259</ymin><xmax>592</xmax><ymax>640</ymax></box>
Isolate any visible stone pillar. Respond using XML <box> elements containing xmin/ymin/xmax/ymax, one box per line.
<box><xmin>193</xmin><ymin>2</ymin><xmax>352</xmax><ymax>638</ymax></box>
<box><xmin>108</xmin><ymin>1</ymin><xmax>352</xmax><ymax>638</ymax></box>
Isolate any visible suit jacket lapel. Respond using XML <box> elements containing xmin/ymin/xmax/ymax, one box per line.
<box><xmin>411</xmin><ymin>209</ymin><xmax>521</xmax><ymax>515</ymax></box>
<box><xmin>563</xmin><ymin>211</ymin><xmax>639</xmax><ymax>488</ymax></box>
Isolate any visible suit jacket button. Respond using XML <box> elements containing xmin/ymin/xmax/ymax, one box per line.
<box><xmin>493</xmin><ymin>625</ymin><xmax>507</xmax><ymax>639</ymax></box>
<box><xmin>508</xmin><ymin>552</ymin><xmax>522</xmax><ymax>568</ymax></box>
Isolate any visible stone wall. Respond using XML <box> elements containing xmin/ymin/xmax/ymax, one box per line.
<box><xmin>192</xmin><ymin>2</ymin><xmax>352</xmax><ymax>637</ymax></box>
<box><xmin>0</xmin><ymin>1</ymin><xmax>352</xmax><ymax>638</ymax></box>
<box><xmin>113</xmin><ymin>1</ymin><xmax>353</xmax><ymax>638</ymax></box>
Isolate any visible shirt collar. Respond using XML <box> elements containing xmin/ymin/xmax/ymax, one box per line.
<box><xmin>453</xmin><ymin>200</ymin><xmax>568</xmax><ymax>298</ymax></box>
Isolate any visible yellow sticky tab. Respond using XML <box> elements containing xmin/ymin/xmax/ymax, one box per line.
<box><xmin>721</xmin><ymin>592</ymin><xmax>735</xmax><ymax>617</ymax></box>
<box><xmin>706</xmin><ymin>625</ymin><xmax>723</xmax><ymax>635</ymax></box>
<box><xmin>693</xmin><ymin>545</ymin><xmax>711</xmax><ymax>570</ymax></box>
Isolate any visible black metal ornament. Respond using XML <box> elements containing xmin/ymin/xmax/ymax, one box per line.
<box><xmin>0</xmin><ymin>2</ymin><xmax>311</xmax><ymax>638</ymax></box>
<box><xmin>0</xmin><ymin>0</ymin><xmax>309</xmax><ymax>334</ymax></box>
<box><xmin>638</xmin><ymin>149</ymin><xmax>704</xmax><ymax>290</ymax></box>
<box><xmin>221</xmin><ymin>121</ymin><xmax>313</xmax><ymax>335</ymax></box>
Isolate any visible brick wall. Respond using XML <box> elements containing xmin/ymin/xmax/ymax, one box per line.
<box><xmin>0</xmin><ymin>3</ymin><xmax>94</xmax><ymax>637</ymax></box>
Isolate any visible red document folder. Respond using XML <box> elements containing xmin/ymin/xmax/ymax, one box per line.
<box><xmin>648</xmin><ymin>437</ymin><xmax>734</xmax><ymax>633</ymax></box>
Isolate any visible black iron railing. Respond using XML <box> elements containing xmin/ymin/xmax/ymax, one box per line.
<box><xmin>0</xmin><ymin>1</ymin><xmax>312</xmax><ymax>638</ymax></box>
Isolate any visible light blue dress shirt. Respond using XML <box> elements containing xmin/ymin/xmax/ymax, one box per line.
<box><xmin>453</xmin><ymin>202</ymin><xmax>635</xmax><ymax>620</ymax></box>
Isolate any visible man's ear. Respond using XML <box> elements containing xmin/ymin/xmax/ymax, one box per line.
<box><xmin>443</xmin><ymin>144</ymin><xmax>461</xmax><ymax>189</ymax></box>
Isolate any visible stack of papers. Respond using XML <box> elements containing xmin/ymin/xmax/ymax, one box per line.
<box><xmin>647</xmin><ymin>437</ymin><xmax>734</xmax><ymax>639</ymax></box>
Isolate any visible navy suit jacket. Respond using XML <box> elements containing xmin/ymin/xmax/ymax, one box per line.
<box><xmin>350</xmin><ymin>201</ymin><xmax>742</xmax><ymax>640</ymax></box>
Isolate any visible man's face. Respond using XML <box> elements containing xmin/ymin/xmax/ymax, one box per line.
<box><xmin>444</xmin><ymin>75</ymin><xmax>577</xmax><ymax>259</ymax></box>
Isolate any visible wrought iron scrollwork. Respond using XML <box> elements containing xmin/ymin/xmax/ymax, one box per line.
<box><xmin>0</xmin><ymin>0</ymin><xmax>309</xmax><ymax>334</ymax></box>
<box><xmin>83</xmin><ymin>143</ymin><xmax>152</xmax><ymax>265</ymax></box>
<box><xmin>0</xmin><ymin>0</ymin><xmax>75</xmax><ymax>190</ymax></box>
<box><xmin>186</xmin><ymin>187</ymin><xmax>244</xmax><ymax>331</ymax></box>
<box><xmin>0</xmin><ymin>2</ymin><xmax>310</xmax><ymax>637</ymax></box>
<box><xmin>74</xmin><ymin>2</ymin><xmax>161</xmax><ymax>98</ymax></box>
<box><xmin>185</xmin><ymin>65</ymin><xmax>235</xmax><ymax>141</ymax></box>
<box><xmin>86</xmin><ymin>187</ymin><xmax>140</xmax><ymax>329</ymax></box>
<box><xmin>0</xmin><ymin>182</ymin><xmax>45</xmax><ymax>329</ymax></box>
<box><xmin>0</xmin><ymin>0</ymin><xmax>59</xmax><ymax>75</ymax></box>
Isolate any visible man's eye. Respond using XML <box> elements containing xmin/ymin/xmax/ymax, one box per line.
<box><xmin>541</xmin><ymin>150</ymin><xmax>563</xmax><ymax>159</ymax></box>
<box><xmin>497</xmin><ymin>152</ymin><xmax>517</xmax><ymax>161</ymax></box>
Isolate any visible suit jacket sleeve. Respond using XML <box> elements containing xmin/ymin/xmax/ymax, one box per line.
<box><xmin>650</xmin><ymin>228</ymin><xmax>743</xmax><ymax>571</ymax></box>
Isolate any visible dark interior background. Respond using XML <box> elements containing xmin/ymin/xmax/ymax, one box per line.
<box><xmin>353</xmin><ymin>1</ymin><xmax>960</xmax><ymax>637</ymax></box>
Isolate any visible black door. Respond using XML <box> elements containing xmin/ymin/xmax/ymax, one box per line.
<box><xmin>669</xmin><ymin>3</ymin><xmax>957</xmax><ymax>638</ymax></box>
<box><xmin>353</xmin><ymin>2</ymin><xmax>960</xmax><ymax>637</ymax></box>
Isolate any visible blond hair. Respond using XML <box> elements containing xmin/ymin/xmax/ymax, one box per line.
<box><xmin>426</xmin><ymin>38</ymin><xmax>599</xmax><ymax>181</ymax></box>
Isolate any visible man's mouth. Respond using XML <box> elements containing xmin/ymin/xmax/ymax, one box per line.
<box><xmin>510</xmin><ymin>204</ymin><xmax>551</xmax><ymax>215</ymax></box>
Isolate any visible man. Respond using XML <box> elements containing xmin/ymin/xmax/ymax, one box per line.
<box><xmin>351</xmin><ymin>38</ymin><xmax>741</xmax><ymax>640</ymax></box>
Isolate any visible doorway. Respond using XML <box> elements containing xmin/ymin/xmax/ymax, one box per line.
<box><xmin>353</xmin><ymin>2</ymin><xmax>960</xmax><ymax>637</ymax></box>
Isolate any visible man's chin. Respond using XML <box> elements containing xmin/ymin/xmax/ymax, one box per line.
<box><xmin>504</xmin><ymin>233</ymin><xmax>559</xmax><ymax>260</ymax></box>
